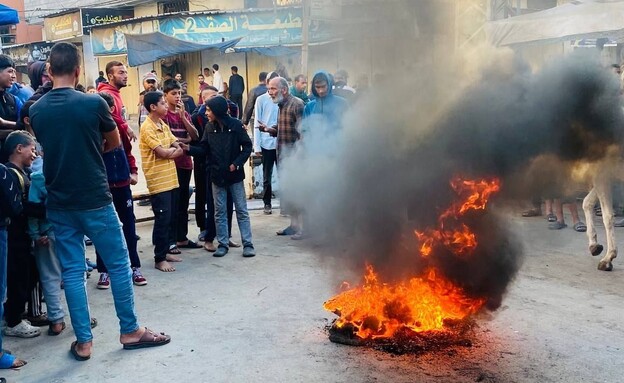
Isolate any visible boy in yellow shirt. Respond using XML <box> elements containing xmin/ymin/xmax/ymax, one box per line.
<box><xmin>139</xmin><ymin>91</ymin><xmax>184</xmax><ymax>272</ymax></box>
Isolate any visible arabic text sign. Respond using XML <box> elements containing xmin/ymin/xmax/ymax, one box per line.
<box><xmin>82</xmin><ymin>8</ymin><xmax>134</xmax><ymax>35</ymax></box>
<box><xmin>44</xmin><ymin>11</ymin><xmax>82</xmax><ymax>41</ymax></box>
<box><xmin>159</xmin><ymin>9</ymin><xmax>326</xmax><ymax>47</ymax></box>
<box><xmin>91</xmin><ymin>22</ymin><xmax>142</xmax><ymax>55</ymax></box>
<box><xmin>3</xmin><ymin>43</ymin><xmax>55</xmax><ymax>66</ymax></box>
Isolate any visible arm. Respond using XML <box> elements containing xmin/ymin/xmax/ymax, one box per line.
<box><xmin>154</xmin><ymin>144</ymin><xmax>184</xmax><ymax>159</ymax></box>
<box><xmin>102</xmin><ymin>129</ymin><xmax>121</xmax><ymax>153</ymax></box>
<box><xmin>119</xmin><ymin>125</ymin><xmax>138</xmax><ymax>184</ymax></box>
<box><xmin>0</xmin><ymin>165</ymin><xmax>23</xmax><ymax>218</ymax></box>
<box><xmin>179</xmin><ymin>109</ymin><xmax>199</xmax><ymax>140</ymax></box>
<box><xmin>243</xmin><ymin>89</ymin><xmax>257</xmax><ymax>124</ymax></box>
<box><xmin>232</xmin><ymin>124</ymin><xmax>253</xmax><ymax>168</ymax></box>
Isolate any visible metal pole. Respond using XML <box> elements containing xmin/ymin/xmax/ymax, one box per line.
<box><xmin>301</xmin><ymin>0</ymin><xmax>310</xmax><ymax>77</ymax></box>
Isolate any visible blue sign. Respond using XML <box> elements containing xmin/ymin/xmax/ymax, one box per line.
<box><xmin>159</xmin><ymin>8</ymin><xmax>330</xmax><ymax>47</ymax></box>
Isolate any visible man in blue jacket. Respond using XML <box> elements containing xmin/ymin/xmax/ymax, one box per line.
<box><xmin>303</xmin><ymin>70</ymin><xmax>348</xmax><ymax>127</ymax></box>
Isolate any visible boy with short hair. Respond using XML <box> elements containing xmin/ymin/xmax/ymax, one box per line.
<box><xmin>139</xmin><ymin>91</ymin><xmax>185</xmax><ymax>272</ymax></box>
<box><xmin>161</xmin><ymin>80</ymin><xmax>200</xmax><ymax>254</ymax></box>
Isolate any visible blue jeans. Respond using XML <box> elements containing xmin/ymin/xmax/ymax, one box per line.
<box><xmin>33</xmin><ymin>233</ymin><xmax>64</xmax><ymax>324</ymax></box>
<box><xmin>48</xmin><ymin>203</ymin><xmax>139</xmax><ymax>343</ymax></box>
<box><xmin>212</xmin><ymin>181</ymin><xmax>253</xmax><ymax>248</ymax></box>
<box><xmin>0</xmin><ymin>228</ymin><xmax>7</xmax><ymax>351</ymax></box>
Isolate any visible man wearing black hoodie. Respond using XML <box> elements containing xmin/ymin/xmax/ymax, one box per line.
<box><xmin>184</xmin><ymin>96</ymin><xmax>255</xmax><ymax>258</ymax></box>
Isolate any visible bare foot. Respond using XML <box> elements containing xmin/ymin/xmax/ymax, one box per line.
<box><xmin>73</xmin><ymin>341</ymin><xmax>92</xmax><ymax>359</ymax></box>
<box><xmin>155</xmin><ymin>261</ymin><xmax>176</xmax><ymax>272</ymax></box>
<box><xmin>165</xmin><ymin>254</ymin><xmax>182</xmax><ymax>262</ymax></box>
<box><xmin>0</xmin><ymin>352</ymin><xmax>27</xmax><ymax>368</ymax></box>
<box><xmin>119</xmin><ymin>327</ymin><xmax>146</xmax><ymax>344</ymax></box>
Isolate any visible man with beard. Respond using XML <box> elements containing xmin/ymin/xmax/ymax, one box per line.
<box><xmin>0</xmin><ymin>55</ymin><xmax>22</xmax><ymax>144</ymax></box>
<box><xmin>30</xmin><ymin>42</ymin><xmax>170</xmax><ymax>360</ymax></box>
<box><xmin>268</xmin><ymin>77</ymin><xmax>304</xmax><ymax>238</ymax></box>
<box><xmin>95</xmin><ymin>61</ymin><xmax>146</xmax><ymax>288</ymax></box>
<box><xmin>138</xmin><ymin>72</ymin><xmax>159</xmax><ymax>126</ymax></box>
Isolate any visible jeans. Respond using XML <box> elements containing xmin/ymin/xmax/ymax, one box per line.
<box><xmin>205</xmin><ymin>171</ymin><xmax>233</xmax><ymax>242</ymax></box>
<box><xmin>175</xmin><ymin>168</ymin><xmax>192</xmax><ymax>242</ymax></box>
<box><xmin>151</xmin><ymin>190</ymin><xmax>175</xmax><ymax>263</ymax></box>
<box><xmin>33</xmin><ymin>233</ymin><xmax>64</xmax><ymax>324</ymax></box>
<box><xmin>261</xmin><ymin>148</ymin><xmax>277</xmax><ymax>207</ymax></box>
<box><xmin>48</xmin><ymin>203</ymin><xmax>139</xmax><ymax>343</ymax></box>
<box><xmin>97</xmin><ymin>186</ymin><xmax>141</xmax><ymax>272</ymax></box>
<box><xmin>212</xmin><ymin>181</ymin><xmax>253</xmax><ymax>248</ymax></box>
<box><xmin>0</xmin><ymin>228</ymin><xmax>7</xmax><ymax>351</ymax></box>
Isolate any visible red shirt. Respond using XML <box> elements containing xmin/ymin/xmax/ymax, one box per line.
<box><xmin>163</xmin><ymin>109</ymin><xmax>193</xmax><ymax>170</ymax></box>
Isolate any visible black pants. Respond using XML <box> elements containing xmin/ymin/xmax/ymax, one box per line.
<box><xmin>231</xmin><ymin>94</ymin><xmax>243</xmax><ymax>119</ymax></box>
<box><xmin>5</xmin><ymin>228</ymin><xmax>36</xmax><ymax>327</ymax></box>
<box><xmin>151</xmin><ymin>189</ymin><xmax>178</xmax><ymax>263</ymax></box>
<box><xmin>194</xmin><ymin>161</ymin><xmax>207</xmax><ymax>231</ymax></box>
<box><xmin>175</xmin><ymin>168</ymin><xmax>193</xmax><ymax>242</ymax></box>
<box><xmin>205</xmin><ymin>170</ymin><xmax>233</xmax><ymax>242</ymax></box>
<box><xmin>97</xmin><ymin>185</ymin><xmax>141</xmax><ymax>272</ymax></box>
<box><xmin>262</xmin><ymin>148</ymin><xmax>277</xmax><ymax>207</ymax></box>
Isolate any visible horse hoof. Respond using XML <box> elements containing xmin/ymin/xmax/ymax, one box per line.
<box><xmin>597</xmin><ymin>261</ymin><xmax>613</xmax><ymax>271</ymax></box>
<box><xmin>589</xmin><ymin>244</ymin><xmax>604</xmax><ymax>256</ymax></box>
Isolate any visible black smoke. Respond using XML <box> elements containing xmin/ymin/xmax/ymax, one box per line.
<box><xmin>280</xmin><ymin>49</ymin><xmax>624</xmax><ymax>310</ymax></box>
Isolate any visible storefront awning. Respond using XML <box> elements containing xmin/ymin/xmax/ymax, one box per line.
<box><xmin>485</xmin><ymin>0</ymin><xmax>624</xmax><ymax>47</ymax></box>
<box><xmin>125</xmin><ymin>32</ymin><xmax>242</xmax><ymax>66</ymax></box>
<box><xmin>0</xmin><ymin>4</ymin><xmax>19</xmax><ymax>26</ymax></box>
<box><xmin>233</xmin><ymin>46</ymin><xmax>299</xmax><ymax>57</ymax></box>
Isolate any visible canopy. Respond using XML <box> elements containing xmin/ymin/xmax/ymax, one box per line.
<box><xmin>485</xmin><ymin>0</ymin><xmax>624</xmax><ymax>47</ymax></box>
<box><xmin>233</xmin><ymin>46</ymin><xmax>299</xmax><ymax>57</ymax></box>
<box><xmin>0</xmin><ymin>4</ymin><xmax>19</xmax><ymax>27</ymax></box>
<box><xmin>125</xmin><ymin>32</ymin><xmax>242</xmax><ymax>66</ymax></box>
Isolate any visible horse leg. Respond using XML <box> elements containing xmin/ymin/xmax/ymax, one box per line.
<box><xmin>597</xmin><ymin>184</ymin><xmax>616</xmax><ymax>271</ymax></box>
<box><xmin>582</xmin><ymin>187</ymin><xmax>602</xmax><ymax>256</ymax></box>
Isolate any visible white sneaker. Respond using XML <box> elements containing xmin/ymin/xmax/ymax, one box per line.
<box><xmin>3</xmin><ymin>320</ymin><xmax>41</xmax><ymax>338</ymax></box>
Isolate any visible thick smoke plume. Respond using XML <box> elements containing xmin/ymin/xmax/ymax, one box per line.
<box><xmin>280</xmin><ymin>4</ymin><xmax>624</xmax><ymax>311</ymax></box>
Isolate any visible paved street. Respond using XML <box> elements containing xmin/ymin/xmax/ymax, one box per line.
<box><xmin>1</xmin><ymin>206</ymin><xmax>623</xmax><ymax>383</ymax></box>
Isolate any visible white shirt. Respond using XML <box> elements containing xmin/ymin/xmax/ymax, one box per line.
<box><xmin>253</xmin><ymin>92</ymin><xmax>278</xmax><ymax>152</ymax></box>
<box><xmin>213</xmin><ymin>70</ymin><xmax>224</xmax><ymax>93</ymax></box>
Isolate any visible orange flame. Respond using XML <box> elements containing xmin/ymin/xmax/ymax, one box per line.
<box><xmin>324</xmin><ymin>177</ymin><xmax>500</xmax><ymax>339</ymax></box>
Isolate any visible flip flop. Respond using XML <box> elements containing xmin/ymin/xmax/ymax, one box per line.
<box><xmin>48</xmin><ymin>322</ymin><xmax>66</xmax><ymax>336</ymax></box>
<box><xmin>122</xmin><ymin>327</ymin><xmax>171</xmax><ymax>350</ymax></box>
<box><xmin>167</xmin><ymin>245</ymin><xmax>182</xmax><ymax>255</ymax></box>
<box><xmin>0</xmin><ymin>352</ymin><xmax>26</xmax><ymax>369</ymax></box>
<box><xmin>548</xmin><ymin>221</ymin><xmax>567</xmax><ymax>230</ymax></box>
<box><xmin>70</xmin><ymin>341</ymin><xmax>90</xmax><ymax>361</ymax></box>
<box><xmin>546</xmin><ymin>213</ymin><xmax>557</xmax><ymax>222</ymax></box>
<box><xmin>574</xmin><ymin>222</ymin><xmax>587</xmax><ymax>232</ymax></box>
<box><xmin>177</xmin><ymin>240</ymin><xmax>202</xmax><ymax>249</ymax></box>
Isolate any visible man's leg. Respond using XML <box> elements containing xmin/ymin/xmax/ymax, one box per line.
<box><xmin>81</xmin><ymin>203</ymin><xmax>139</xmax><ymax>336</ymax></box>
<box><xmin>261</xmin><ymin>148</ymin><xmax>275</xmax><ymax>209</ymax></box>
<box><xmin>33</xmin><ymin>234</ymin><xmax>64</xmax><ymax>325</ymax></box>
<box><xmin>175</xmin><ymin>169</ymin><xmax>192</xmax><ymax>243</ymax></box>
<box><xmin>151</xmin><ymin>191</ymin><xmax>175</xmax><ymax>270</ymax></box>
<box><xmin>230</xmin><ymin>181</ymin><xmax>253</xmax><ymax>249</ymax></box>
<box><xmin>194</xmin><ymin>162</ymin><xmax>207</xmax><ymax>235</ymax></box>
<box><xmin>168</xmin><ymin>187</ymin><xmax>180</xmax><ymax>248</ymax></box>
<box><xmin>212</xmin><ymin>183</ymin><xmax>230</xmax><ymax>251</ymax></box>
<box><xmin>111</xmin><ymin>186</ymin><xmax>141</xmax><ymax>269</ymax></box>
<box><xmin>4</xmin><ymin>237</ymin><xmax>34</xmax><ymax>328</ymax></box>
<box><xmin>0</xmin><ymin>229</ymin><xmax>7</xmax><ymax>351</ymax></box>
<box><xmin>47</xmin><ymin>209</ymin><xmax>93</xmax><ymax>344</ymax></box>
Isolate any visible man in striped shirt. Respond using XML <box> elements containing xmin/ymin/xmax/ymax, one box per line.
<box><xmin>139</xmin><ymin>91</ymin><xmax>185</xmax><ymax>272</ymax></box>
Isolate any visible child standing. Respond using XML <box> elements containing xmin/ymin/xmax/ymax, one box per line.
<box><xmin>139</xmin><ymin>91</ymin><xmax>184</xmax><ymax>272</ymax></box>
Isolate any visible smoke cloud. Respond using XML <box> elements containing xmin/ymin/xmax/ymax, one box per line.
<box><xmin>279</xmin><ymin>3</ymin><xmax>624</xmax><ymax>311</ymax></box>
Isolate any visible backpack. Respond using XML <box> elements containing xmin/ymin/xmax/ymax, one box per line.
<box><xmin>0</xmin><ymin>92</ymin><xmax>18</xmax><ymax>123</ymax></box>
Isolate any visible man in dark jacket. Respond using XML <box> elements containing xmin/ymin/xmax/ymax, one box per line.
<box><xmin>0</xmin><ymin>55</ymin><xmax>22</xmax><ymax>145</ymax></box>
<box><xmin>242</xmin><ymin>71</ymin><xmax>268</xmax><ymax>126</ymax></box>
<box><xmin>185</xmin><ymin>96</ymin><xmax>254</xmax><ymax>258</ymax></box>
<box><xmin>228</xmin><ymin>66</ymin><xmax>245</xmax><ymax>119</ymax></box>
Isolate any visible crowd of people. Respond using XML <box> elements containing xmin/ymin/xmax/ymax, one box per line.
<box><xmin>0</xmin><ymin>40</ymin><xmax>360</xmax><ymax>374</ymax></box>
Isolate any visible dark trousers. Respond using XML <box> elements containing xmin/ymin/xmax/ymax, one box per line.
<box><xmin>205</xmin><ymin>170</ymin><xmax>233</xmax><ymax>242</ymax></box>
<box><xmin>262</xmin><ymin>148</ymin><xmax>277</xmax><ymax>207</ymax></box>
<box><xmin>231</xmin><ymin>94</ymin><xmax>243</xmax><ymax>119</ymax></box>
<box><xmin>96</xmin><ymin>185</ymin><xmax>141</xmax><ymax>272</ymax></box>
<box><xmin>175</xmin><ymin>168</ymin><xmax>193</xmax><ymax>242</ymax></box>
<box><xmin>151</xmin><ymin>189</ymin><xmax>177</xmax><ymax>263</ymax></box>
<box><xmin>194</xmin><ymin>160</ymin><xmax>207</xmax><ymax>231</ymax></box>
<box><xmin>4</xmin><ymin>229</ymin><xmax>35</xmax><ymax>327</ymax></box>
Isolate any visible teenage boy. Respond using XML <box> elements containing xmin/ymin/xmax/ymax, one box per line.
<box><xmin>162</xmin><ymin>80</ymin><xmax>200</xmax><ymax>253</ymax></box>
<box><xmin>184</xmin><ymin>96</ymin><xmax>254</xmax><ymax>257</ymax></box>
<box><xmin>139</xmin><ymin>91</ymin><xmax>185</xmax><ymax>272</ymax></box>
<box><xmin>31</xmin><ymin>42</ymin><xmax>170</xmax><ymax>360</ymax></box>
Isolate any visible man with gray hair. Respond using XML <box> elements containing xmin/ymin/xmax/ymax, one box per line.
<box><xmin>268</xmin><ymin>76</ymin><xmax>304</xmax><ymax>238</ymax></box>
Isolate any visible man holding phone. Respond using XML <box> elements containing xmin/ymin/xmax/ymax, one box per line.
<box><xmin>253</xmin><ymin>72</ymin><xmax>279</xmax><ymax>215</ymax></box>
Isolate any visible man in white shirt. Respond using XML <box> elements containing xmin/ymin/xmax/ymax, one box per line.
<box><xmin>253</xmin><ymin>71</ymin><xmax>279</xmax><ymax>214</ymax></box>
<box><xmin>212</xmin><ymin>64</ymin><xmax>224</xmax><ymax>94</ymax></box>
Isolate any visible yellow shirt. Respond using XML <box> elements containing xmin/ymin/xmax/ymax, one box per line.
<box><xmin>139</xmin><ymin>117</ymin><xmax>179</xmax><ymax>194</ymax></box>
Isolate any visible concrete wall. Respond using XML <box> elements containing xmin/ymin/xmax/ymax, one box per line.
<box><xmin>3</xmin><ymin>0</ymin><xmax>43</xmax><ymax>44</ymax></box>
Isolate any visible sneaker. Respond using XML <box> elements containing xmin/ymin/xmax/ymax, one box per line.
<box><xmin>97</xmin><ymin>273</ymin><xmax>110</xmax><ymax>289</ymax></box>
<box><xmin>213</xmin><ymin>246</ymin><xmax>229</xmax><ymax>257</ymax></box>
<box><xmin>4</xmin><ymin>320</ymin><xmax>41</xmax><ymax>338</ymax></box>
<box><xmin>264</xmin><ymin>205</ymin><xmax>272</xmax><ymax>215</ymax></box>
<box><xmin>132</xmin><ymin>268</ymin><xmax>147</xmax><ymax>286</ymax></box>
<box><xmin>242</xmin><ymin>246</ymin><xmax>256</xmax><ymax>258</ymax></box>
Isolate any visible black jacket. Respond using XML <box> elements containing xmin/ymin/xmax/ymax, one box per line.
<box><xmin>0</xmin><ymin>163</ymin><xmax>23</xmax><ymax>227</ymax></box>
<box><xmin>189</xmin><ymin>116</ymin><xmax>252</xmax><ymax>187</ymax></box>
<box><xmin>242</xmin><ymin>84</ymin><xmax>267</xmax><ymax>125</ymax></box>
<box><xmin>228</xmin><ymin>74</ymin><xmax>245</xmax><ymax>97</ymax></box>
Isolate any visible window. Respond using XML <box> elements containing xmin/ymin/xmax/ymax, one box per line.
<box><xmin>158</xmin><ymin>0</ymin><xmax>189</xmax><ymax>14</ymax></box>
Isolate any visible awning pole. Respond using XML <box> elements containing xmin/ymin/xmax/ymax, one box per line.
<box><xmin>301</xmin><ymin>0</ymin><xmax>310</xmax><ymax>78</ymax></box>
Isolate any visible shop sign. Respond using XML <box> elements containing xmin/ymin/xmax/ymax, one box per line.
<box><xmin>44</xmin><ymin>11</ymin><xmax>82</xmax><ymax>41</ymax></box>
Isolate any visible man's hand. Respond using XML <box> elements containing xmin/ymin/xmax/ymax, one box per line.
<box><xmin>258</xmin><ymin>122</ymin><xmax>267</xmax><ymax>132</ymax></box>
<box><xmin>229</xmin><ymin>164</ymin><xmax>236</xmax><ymax>172</ymax></box>
<box><xmin>36</xmin><ymin>236</ymin><xmax>50</xmax><ymax>246</ymax></box>
<box><xmin>127</xmin><ymin>128</ymin><xmax>137</xmax><ymax>142</ymax></box>
<box><xmin>129</xmin><ymin>173</ymin><xmax>138</xmax><ymax>185</ymax></box>
<box><xmin>177</xmin><ymin>100</ymin><xmax>185</xmax><ymax>118</ymax></box>
<box><xmin>179</xmin><ymin>143</ymin><xmax>190</xmax><ymax>151</ymax></box>
<box><xmin>265</xmin><ymin>127</ymin><xmax>277</xmax><ymax>137</ymax></box>
<box><xmin>254</xmin><ymin>152</ymin><xmax>262</xmax><ymax>157</ymax></box>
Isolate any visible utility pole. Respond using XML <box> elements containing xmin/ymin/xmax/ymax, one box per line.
<box><xmin>301</xmin><ymin>0</ymin><xmax>310</xmax><ymax>77</ymax></box>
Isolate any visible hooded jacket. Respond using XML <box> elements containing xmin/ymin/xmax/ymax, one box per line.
<box><xmin>97</xmin><ymin>82</ymin><xmax>138</xmax><ymax>186</ymax></box>
<box><xmin>188</xmin><ymin>96</ymin><xmax>252</xmax><ymax>187</ymax></box>
<box><xmin>303</xmin><ymin>71</ymin><xmax>348</xmax><ymax>131</ymax></box>
<box><xmin>27</xmin><ymin>61</ymin><xmax>47</xmax><ymax>93</ymax></box>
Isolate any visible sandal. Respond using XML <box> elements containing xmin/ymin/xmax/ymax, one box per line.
<box><xmin>70</xmin><ymin>341</ymin><xmax>90</xmax><ymax>361</ymax></box>
<box><xmin>177</xmin><ymin>240</ymin><xmax>202</xmax><ymax>249</ymax></box>
<box><xmin>167</xmin><ymin>245</ymin><xmax>181</xmax><ymax>255</ymax></box>
<box><xmin>548</xmin><ymin>221</ymin><xmax>567</xmax><ymax>230</ymax></box>
<box><xmin>48</xmin><ymin>322</ymin><xmax>66</xmax><ymax>336</ymax></box>
<box><xmin>546</xmin><ymin>213</ymin><xmax>557</xmax><ymax>222</ymax></box>
<box><xmin>574</xmin><ymin>221</ymin><xmax>587</xmax><ymax>232</ymax></box>
<box><xmin>122</xmin><ymin>327</ymin><xmax>171</xmax><ymax>350</ymax></box>
<box><xmin>0</xmin><ymin>352</ymin><xmax>26</xmax><ymax>369</ymax></box>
